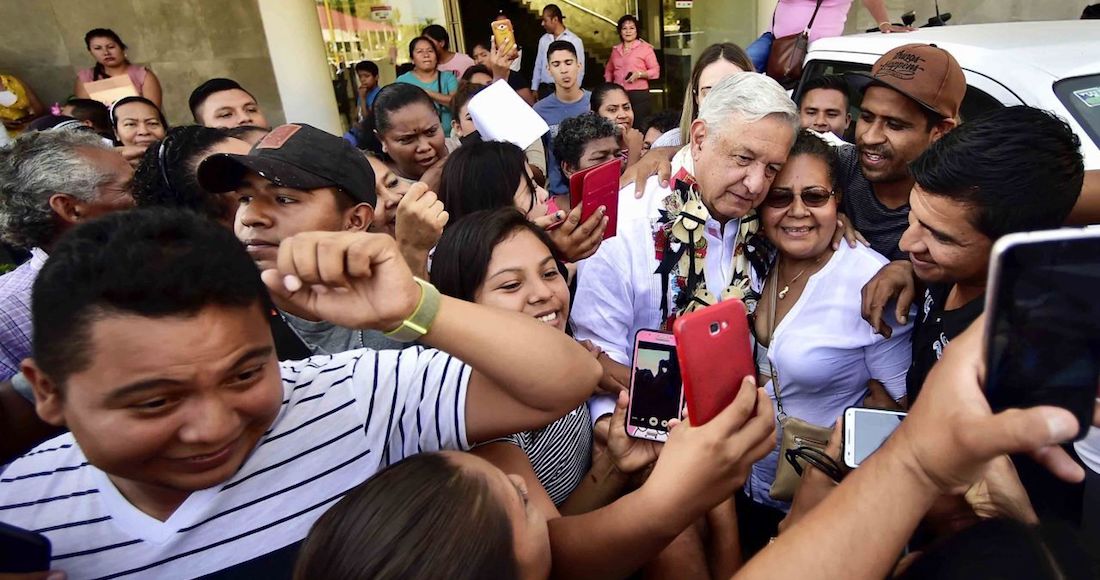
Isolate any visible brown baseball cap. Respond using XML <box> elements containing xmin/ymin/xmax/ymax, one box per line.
<box><xmin>851</xmin><ymin>43</ymin><xmax>966</xmax><ymax>119</ymax></box>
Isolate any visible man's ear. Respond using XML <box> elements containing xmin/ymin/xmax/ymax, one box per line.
<box><xmin>930</xmin><ymin>117</ymin><xmax>958</xmax><ymax>143</ymax></box>
<box><xmin>451</xmin><ymin>119</ymin><xmax>462</xmax><ymax>138</ymax></box>
<box><xmin>844</xmin><ymin>113</ymin><xmax>852</xmax><ymax>131</ymax></box>
<box><xmin>344</xmin><ymin>203</ymin><xmax>375</xmax><ymax>232</ymax></box>
<box><xmin>47</xmin><ymin>193</ymin><xmax>81</xmax><ymax>226</ymax></box>
<box><xmin>689</xmin><ymin>119</ymin><xmax>707</xmax><ymax>155</ymax></box>
<box><xmin>561</xmin><ymin>160</ymin><xmax>575</xmax><ymax>179</ymax></box>
<box><xmin>21</xmin><ymin>360</ymin><xmax>67</xmax><ymax>428</ymax></box>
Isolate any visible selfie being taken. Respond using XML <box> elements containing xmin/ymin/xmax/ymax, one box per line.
<box><xmin>2</xmin><ymin>1</ymin><xmax>1100</xmax><ymax>579</ymax></box>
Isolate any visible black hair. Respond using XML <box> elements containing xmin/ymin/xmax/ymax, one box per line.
<box><xmin>224</xmin><ymin>125</ymin><xmax>269</xmax><ymax>145</ymax></box>
<box><xmin>64</xmin><ymin>98</ymin><xmax>112</xmax><ymax>136</ymax></box>
<box><xmin>372</xmin><ymin>83</ymin><xmax>438</xmax><ymax>136</ymax></box>
<box><xmin>31</xmin><ymin>209</ymin><xmax>270</xmax><ymax>387</ymax></box>
<box><xmin>132</xmin><ymin>126</ymin><xmax>239</xmax><ymax>222</ymax></box>
<box><xmin>439</xmin><ymin>141</ymin><xmax>529</xmax><ymax>224</ymax></box>
<box><xmin>354</xmin><ymin>60</ymin><xmax>380</xmax><ymax>76</ymax></box>
<box><xmin>353</xmin><ymin>115</ymin><xmax>384</xmax><ymax>156</ymax></box>
<box><xmin>897</xmin><ymin>518</ymin><xmax>1097</xmax><ymax>580</ymax></box>
<box><xmin>110</xmin><ymin>96</ymin><xmax>168</xmax><ymax>131</ymax></box>
<box><xmin>408</xmin><ymin>36</ymin><xmax>439</xmax><ymax>63</ymax></box>
<box><xmin>798</xmin><ymin>74</ymin><xmax>850</xmax><ymax>108</ymax></box>
<box><xmin>616</xmin><ymin>14</ymin><xmax>640</xmax><ymax>41</ymax></box>
<box><xmin>460</xmin><ymin>64</ymin><xmax>493</xmax><ymax>83</ymax></box>
<box><xmin>546</xmin><ymin>39</ymin><xmax>577</xmax><ymax>60</ymax></box>
<box><xmin>787</xmin><ymin>129</ymin><xmax>841</xmax><ymax>191</ymax></box>
<box><xmin>433</xmin><ymin>208</ymin><xmax>562</xmax><ymax>302</ymax></box>
<box><xmin>590</xmin><ymin>82</ymin><xmax>629</xmax><ymax>113</ymax></box>
<box><xmin>543</xmin><ymin>4</ymin><xmax>564</xmax><ymax>20</ymax></box>
<box><xmin>188</xmin><ymin>78</ymin><xmax>256</xmax><ymax>122</ymax></box>
<box><xmin>451</xmin><ymin>82</ymin><xmax>487</xmax><ymax>123</ymax></box>
<box><xmin>643</xmin><ymin>109</ymin><xmax>681</xmax><ymax>135</ymax></box>
<box><xmin>552</xmin><ymin>113</ymin><xmax>616</xmax><ymax>170</ymax></box>
<box><xmin>421</xmin><ymin>24</ymin><xmax>450</xmax><ymax>50</ymax></box>
<box><xmin>910</xmin><ymin>105</ymin><xmax>1083</xmax><ymax>241</ymax></box>
<box><xmin>395</xmin><ymin>62</ymin><xmax>415</xmax><ymax>77</ymax></box>
<box><xmin>83</xmin><ymin>28</ymin><xmax>128</xmax><ymax>81</ymax></box>
<box><xmin>294</xmin><ymin>452</ymin><xmax>518</xmax><ymax>580</ymax></box>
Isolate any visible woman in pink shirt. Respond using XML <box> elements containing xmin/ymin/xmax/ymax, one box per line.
<box><xmin>74</xmin><ymin>28</ymin><xmax>162</xmax><ymax>109</ymax></box>
<box><xmin>604</xmin><ymin>15</ymin><xmax>659</xmax><ymax>130</ymax></box>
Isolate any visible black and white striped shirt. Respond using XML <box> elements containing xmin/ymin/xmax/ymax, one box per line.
<box><xmin>500</xmin><ymin>404</ymin><xmax>591</xmax><ymax>506</ymax></box>
<box><xmin>0</xmin><ymin>347</ymin><xmax>469</xmax><ymax>579</ymax></box>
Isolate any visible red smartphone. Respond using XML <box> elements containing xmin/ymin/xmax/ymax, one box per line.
<box><xmin>626</xmin><ymin>330</ymin><xmax>682</xmax><ymax>442</ymax></box>
<box><xmin>673</xmin><ymin>299</ymin><xmax>755</xmax><ymax>425</ymax></box>
<box><xmin>567</xmin><ymin>157</ymin><xmax>620</xmax><ymax>239</ymax></box>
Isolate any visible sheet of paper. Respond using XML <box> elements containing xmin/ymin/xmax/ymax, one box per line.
<box><xmin>468</xmin><ymin>79</ymin><xmax>548</xmax><ymax>150</ymax></box>
<box><xmin>84</xmin><ymin>75</ymin><xmax>138</xmax><ymax>106</ymax></box>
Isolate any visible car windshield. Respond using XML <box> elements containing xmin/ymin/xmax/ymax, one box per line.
<box><xmin>1055</xmin><ymin>74</ymin><xmax>1100</xmax><ymax>150</ymax></box>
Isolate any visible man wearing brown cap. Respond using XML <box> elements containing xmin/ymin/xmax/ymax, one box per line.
<box><xmin>837</xmin><ymin>43</ymin><xmax>966</xmax><ymax>263</ymax></box>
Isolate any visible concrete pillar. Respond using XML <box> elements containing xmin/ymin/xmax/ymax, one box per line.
<box><xmin>256</xmin><ymin>0</ymin><xmax>343</xmax><ymax>135</ymax></box>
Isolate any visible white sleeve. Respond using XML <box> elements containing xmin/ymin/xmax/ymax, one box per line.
<box><xmin>651</xmin><ymin>128</ymin><xmax>682</xmax><ymax>149</ymax></box>
<box><xmin>865</xmin><ymin>316</ymin><xmax>913</xmax><ymax>401</ymax></box>
<box><xmin>573</xmin><ymin>237</ymin><xmax>635</xmax><ymax>365</ymax></box>
<box><xmin>343</xmin><ymin>347</ymin><xmax>472</xmax><ymax>465</ymax></box>
<box><xmin>532</xmin><ymin>37</ymin><xmax>547</xmax><ymax>89</ymax></box>
<box><xmin>572</xmin><ymin>35</ymin><xmax>585</xmax><ymax>73</ymax></box>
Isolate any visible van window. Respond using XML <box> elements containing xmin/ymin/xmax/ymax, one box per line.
<box><xmin>1055</xmin><ymin>75</ymin><xmax>1100</xmax><ymax>149</ymax></box>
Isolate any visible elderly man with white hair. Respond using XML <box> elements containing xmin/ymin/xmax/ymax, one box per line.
<box><xmin>573</xmin><ymin>73</ymin><xmax>799</xmax><ymax>383</ymax></box>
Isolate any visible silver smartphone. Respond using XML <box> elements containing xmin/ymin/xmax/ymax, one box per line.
<box><xmin>984</xmin><ymin>228</ymin><xmax>1100</xmax><ymax>441</ymax></box>
<box><xmin>843</xmin><ymin>407</ymin><xmax>907</xmax><ymax>468</ymax></box>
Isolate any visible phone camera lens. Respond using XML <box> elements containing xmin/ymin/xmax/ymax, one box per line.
<box><xmin>709</xmin><ymin>322</ymin><xmax>720</xmax><ymax>334</ymax></box>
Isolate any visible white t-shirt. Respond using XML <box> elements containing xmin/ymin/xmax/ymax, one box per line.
<box><xmin>0</xmin><ymin>347</ymin><xmax>470</xmax><ymax>579</ymax></box>
<box><xmin>746</xmin><ymin>243</ymin><xmax>913</xmax><ymax>509</ymax></box>
<box><xmin>1075</xmin><ymin>427</ymin><xmax>1100</xmax><ymax>473</ymax></box>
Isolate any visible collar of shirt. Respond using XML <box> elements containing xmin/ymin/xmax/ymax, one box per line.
<box><xmin>29</xmin><ymin>247</ymin><xmax>48</xmax><ymax>268</ymax></box>
<box><xmin>702</xmin><ymin>216</ymin><xmax>742</xmax><ymax>300</ymax></box>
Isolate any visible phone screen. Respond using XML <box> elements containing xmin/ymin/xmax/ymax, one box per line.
<box><xmin>629</xmin><ymin>341</ymin><xmax>682</xmax><ymax>432</ymax></box>
<box><xmin>849</xmin><ymin>410</ymin><xmax>905</xmax><ymax>466</ymax></box>
<box><xmin>987</xmin><ymin>234</ymin><xmax>1100</xmax><ymax>439</ymax></box>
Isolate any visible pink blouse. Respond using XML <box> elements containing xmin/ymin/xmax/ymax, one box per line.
<box><xmin>77</xmin><ymin>64</ymin><xmax>149</xmax><ymax>96</ymax></box>
<box><xmin>603</xmin><ymin>40</ymin><xmax>659</xmax><ymax>91</ymax></box>
<box><xmin>771</xmin><ymin>0</ymin><xmax>854</xmax><ymax>43</ymax></box>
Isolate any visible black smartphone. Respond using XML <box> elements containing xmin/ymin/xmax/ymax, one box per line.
<box><xmin>984</xmin><ymin>228</ymin><xmax>1100</xmax><ymax>441</ymax></box>
<box><xmin>0</xmin><ymin>521</ymin><xmax>51</xmax><ymax>573</ymax></box>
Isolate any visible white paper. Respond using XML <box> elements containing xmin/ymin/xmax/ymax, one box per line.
<box><xmin>468</xmin><ymin>79</ymin><xmax>548</xmax><ymax>150</ymax></box>
<box><xmin>0</xmin><ymin>90</ymin><xmax>17</xmax><ymax>107</ymax></box>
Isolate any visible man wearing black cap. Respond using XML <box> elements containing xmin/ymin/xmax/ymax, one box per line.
<box><xmin>200</xmin><ymin>123</ymin><xmax>445</xmax><ymax>353</ymax></box>
<box><xmin>189</xmin><ymin>78</ymin><xmax>269</xmax><ymax>129</ymax></box>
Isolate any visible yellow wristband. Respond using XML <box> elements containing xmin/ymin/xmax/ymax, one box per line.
<box><xmin>384</xmin><ymin>277</ymin><xmax>442</xmax><ymax>342</ymax></box>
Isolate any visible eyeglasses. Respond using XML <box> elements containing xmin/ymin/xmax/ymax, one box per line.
<box><xmin>763</xmin><ymin>187</ymin><xmax>835</xmax><ymax>209</ymax></box>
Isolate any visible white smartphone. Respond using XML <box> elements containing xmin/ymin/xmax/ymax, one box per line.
<box><xmin>984</xmin><ymin>228</ymin><xmax>1100</xmax><ymax>441</ymax></box>
<box><xmin>843</xmin><ymin>407</ymin><xmax>907</xmax><ymax>468</ymax></box>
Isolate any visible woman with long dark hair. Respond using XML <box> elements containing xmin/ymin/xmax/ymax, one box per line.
<box><xmin>74</xmin><ymin>28</ymin><xmax>162</xmax><ymax>108</ymax></box>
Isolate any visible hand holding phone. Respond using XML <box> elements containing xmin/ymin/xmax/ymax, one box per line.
<box><xmin>0</xmin><ymin>522</ymin><xmax>51</xmax><ymax>574</ymax></box>
<box><xmin>491</xmin><ymin>19</ymin><xmax>516</xmax><ymax>55</ymax></box>
<box><xmin>626</xmin><ymin>330</ymin><xmax>683</xmax><ymax>442</ymax></box>
<box><xmin>843</xmin><ymin>407</ymin><xmax>906</xmax><ymax>468</ymax></box>
<box><xmin>673</xmin><ymin>299</ymin><xmax>755</xmax><ymax>425</ymax></box>
<box><xmin>567</xmin><ymin>157</ymin><xmax>620</xmax><ymax>240</ymax></box>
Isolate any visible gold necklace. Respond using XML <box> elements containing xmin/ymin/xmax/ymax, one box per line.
<box><xmin>777</xmin><ymin>253</ymin><xmax>827</xmax><ymax>300</ymax></box>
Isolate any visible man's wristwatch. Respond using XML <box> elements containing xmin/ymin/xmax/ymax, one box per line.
<box><xmin>384</xmin><ymin>277</ymin><xmax>442</xmax><ymax>342</ymax></box>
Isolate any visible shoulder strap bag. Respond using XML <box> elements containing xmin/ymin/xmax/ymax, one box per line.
<box><xmin>766</xmin><ymin>0</ymin><xmax>824</xmax><ymax>86</ymax></box>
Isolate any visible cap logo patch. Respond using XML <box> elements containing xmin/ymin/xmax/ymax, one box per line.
<box><xmin>257</xmin><ymin>125</ymin><xmax>302</xmax><ymax>150</ymax></box>
<box><xmin>876</xmin><ymin>50</ymin><xmax>926</xmax><ymax>81</ymax></box>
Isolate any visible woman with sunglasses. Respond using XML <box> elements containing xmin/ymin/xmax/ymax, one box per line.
<box><xmin>744</xmin><ymin>130</ymin><xmax>913</xmax><ymax>549</ymax></box>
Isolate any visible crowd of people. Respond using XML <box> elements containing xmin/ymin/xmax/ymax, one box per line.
<box><xmin>1</xmin><ymin>5</ymin><xmax>1100</xmax><ymax>580</ymax></box>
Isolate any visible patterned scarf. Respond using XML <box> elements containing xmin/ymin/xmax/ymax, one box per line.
<box><xmin>652</xmin><ymin>147</ymin><xmax>772</xmax><ymax>329</ymax></box>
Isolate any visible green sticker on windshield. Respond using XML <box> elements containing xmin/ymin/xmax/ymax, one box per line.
<box><xmin>1073</xmin><ymin>87</ymin><xmax>1100</xmax><ymax>108</ymax></box>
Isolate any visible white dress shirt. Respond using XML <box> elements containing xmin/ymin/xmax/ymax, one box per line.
<box><xmin>531</xmin><ymin>29</ymin><xmax>586</xmax><ymax>89</ymax></box>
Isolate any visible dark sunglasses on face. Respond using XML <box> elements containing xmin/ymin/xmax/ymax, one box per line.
<box><xmin>764</xmin><ymin>187</ymin><xmax>835</xmax><ymax>209</ymax></box>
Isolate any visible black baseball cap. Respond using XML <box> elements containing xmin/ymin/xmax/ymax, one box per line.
<box><xmin>198</xmin><ymin>123</ymin><xmax>377</xmax><ymax>205</ymax></box>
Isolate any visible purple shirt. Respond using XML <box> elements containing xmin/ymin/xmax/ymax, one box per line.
<box><xmin>0</xmin><ymin>248</ymin><xmax>47</xmax><ymax>381</ymax></box>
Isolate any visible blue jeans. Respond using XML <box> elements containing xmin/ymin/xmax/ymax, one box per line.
<box><xmin>746</xmin><ymin>32</ymin><xmax>774</xmax><ymax>73</ymax></box>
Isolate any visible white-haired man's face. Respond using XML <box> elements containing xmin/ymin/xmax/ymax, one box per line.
<box><xmin>689</xmin><ymin>114</ymin><xmax>795</xmax><ymax>224</ymax></box>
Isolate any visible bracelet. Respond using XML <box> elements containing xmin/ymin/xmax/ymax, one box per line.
<box><xmin>878</xmin><ymin>21</ymin><xmax>891</xmax><ymax>30</ymax></box>
<box><xmin>384</xmin><ymin>277</ymin><xmax>442</xmax><ymax>342</ymax></box>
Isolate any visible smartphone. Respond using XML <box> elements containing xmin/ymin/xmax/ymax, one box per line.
<box><xmin>843</xmin><ymin>407</ymin><xmax>907</xmax><ymax>468</ymax></box>
<box><xmin>984</xmin><ymin>228</ymin><xmax>1100</xmax><ymax>441</ymax></box>
<box><xmin>491</xmin><ymin>19</ymin><xmax>515</xmax><ymax>51</ymax></box>
<box><xmin>0</xmin><ymin>521</ymin><xmax>51</xmax><ymax>574</ymax></box>
<box><xmin>673</xmin><ymin>299</ymin><xmax>755</xmax><ymax>425</ymax></box>
<box><xmin>567</xmin><ymin>157</ymin><xmax>620</xmax><ymax>239</ymax></box>
<box><xmin>626</xmin><ymin>330</ymin><xmax>683</xmax><ymax>442</ymax></box>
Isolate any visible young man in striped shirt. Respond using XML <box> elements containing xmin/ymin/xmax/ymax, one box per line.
<box><xmin>0</xmin><ymin>209</ymin><xmax>599</xmax><ymax>578</ymax></box>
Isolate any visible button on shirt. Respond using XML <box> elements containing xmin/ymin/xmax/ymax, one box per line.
<box><xmin>0</xmin><ymin>247</ymin><xmax>47</xmax><ymax>381</ymax></box>
<box><xmin>572</xmin><ymin>176</ymin><xmax>749</xmax><ymax>366</ymax></box>
<box><xmin>532</xmin><ymin>29</ymin><xmax>585</xmax><ymax>89</ymax></box>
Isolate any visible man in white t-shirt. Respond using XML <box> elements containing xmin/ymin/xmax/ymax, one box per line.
<box><xmin>0</xmin><ymin>209</ymin><xmax>599</xmax><ymax>578</ymax></box>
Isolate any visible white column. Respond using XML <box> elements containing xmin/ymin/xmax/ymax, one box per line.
<box><xmin>256</xmin><ymin>0</ymin><xmax>343</xmax><ymax>135</ymax></box>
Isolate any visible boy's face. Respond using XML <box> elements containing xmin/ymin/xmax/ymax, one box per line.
<box><xmin>25</xmin><ymin>303</ymin><xmax>283</xmax><ymax>518</ymax></box>
<box><xmin>233</xmin><ymin>172</ymin><xmax>369</xmax><ymax>271</ymax></box>
<box><xmin>548</xmin><ymin>49</ymin><xmax>580</xmax><ymax>91</ymax></box>
<box><xmin>357</xmin><ymin>71</ymin><xmax>378</xmax><ymax>92</ymax></box>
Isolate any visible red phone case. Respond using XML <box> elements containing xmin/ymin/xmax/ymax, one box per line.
<box><xmin>567</xmin><ymin>157</ymin><xmax>620</xmax><ymax>239</ymax></box>
<box><xmin>673</xmin><ymin>299</ymin><xmax>755</xmax><ymax>425</ymax></box>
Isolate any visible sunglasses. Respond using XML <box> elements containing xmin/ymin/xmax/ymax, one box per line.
<box><xmin>764</xmin><ymin>187</ymin><xmax>835</xmax><ymax>209</ymax></box>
